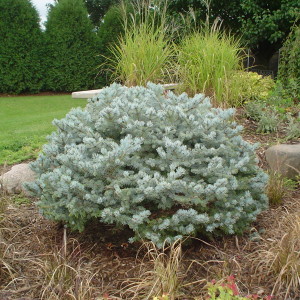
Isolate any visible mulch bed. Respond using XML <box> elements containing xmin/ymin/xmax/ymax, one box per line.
<box><xmin>0</xmin><ymin>108</ymin><xmax>299</xmax><ymax>299</ymax></box>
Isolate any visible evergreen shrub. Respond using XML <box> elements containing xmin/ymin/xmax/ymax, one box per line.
<box><xmin>26</xmin><ymin>83</ymin><xmax>268</xmax><ymax>247</ymax></box>
<box><xmin>97</xmin><ymin>5</ymin><xmax>126</xmax><ymax>87</ymax></box>
<box><xmin>44</xmin><ymin>0</ymin><xmax>101</xmax><ymax>92</ymax></box>
<box><xmin>0</xmin><ymin>0</ymin><xmax>44</xmax><ymax>94</ymax></box>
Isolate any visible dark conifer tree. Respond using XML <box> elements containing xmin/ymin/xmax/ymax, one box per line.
<box><xmin>44</xmin><ymin>0</ymin><xmax>101</xmax><ymax>92</ymax></box>
<box><xmin>0</xmin><ymin>0</ymin><xmax>44</xmax><ymax>94</ymax></box>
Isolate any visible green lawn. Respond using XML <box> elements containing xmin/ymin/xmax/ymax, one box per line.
<box><xmin>0</xmin><ymin>95</ymin><xmax>86</xmax><ymax>165</ymax></box>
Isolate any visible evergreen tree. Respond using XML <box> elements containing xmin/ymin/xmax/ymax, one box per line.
<box><xmin>97</xmin><ymin>4</ymin><xmax>126</xmax><ymax>87</ymax></box>
<box><xmin>0</xmin><ymin>0</ymin><xmax>44</xmax><ymax>94</ymax></box>
<box><xmin>85</xmin><ymin>0</ymin><xmax>119</xmax><ymax>26</ymax></box>
<box><xmin>44</xmin><ymin>0</ymin><xmax>101</xmax><ymax>92</ymax></box>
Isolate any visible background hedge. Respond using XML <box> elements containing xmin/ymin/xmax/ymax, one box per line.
<box><xmin>0</xmin><ymin>0</ymin><xmax>44</xmax><ymax>94</ymax></box>
<box><xmin>44</xmin><ymin>0</ymin><xmax>101</xmax><ymax>92</ymax></box>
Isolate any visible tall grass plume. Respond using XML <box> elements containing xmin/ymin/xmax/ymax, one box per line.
<box><xmin>177</xmin><ymin>17</ymin><xmax>243</xmax><ymax>106</ymax></box>
<box><xmin>108</xmin><ymin>0</ymin><xmax>175</xmax><ymax>86</ymax></box>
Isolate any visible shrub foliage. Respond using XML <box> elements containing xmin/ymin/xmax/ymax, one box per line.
<box><xmin>0</xmin><ymin>0</ymin><xmax>44</xmax><ymax>94</ymax></box>
<box><xmin>26</xmin><ymin>84</ymin><xmax>268</xmax><ymax>246</ymax></box>
<box><xmin>44</xmin><ymin>0</ymin><xmax>101</xmax><ymax>92</ymax></box>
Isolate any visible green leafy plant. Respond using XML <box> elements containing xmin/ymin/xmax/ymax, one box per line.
<box><xmin>244</xmin><ymin>101</ymin><xmax>266</xmax><ymax>122</ymax></box>
<box><xmin>285</xmin><ymin>113</ymin><xmax>300</xmax><ymax>140</ymax></box>
<box><xmin>244</xmin><ymin>78</ymin><xmax>299</xmax><ymax>137</ymax></box>
<box><xmin>256</xmin><ymin>110</ymin><xmax>280</xmax><ymax>133</ymax></box>
<box><xmin>108</xmin><ymin>0</ymin><xmax>174</xmax><ymax>86</ymax></box>
<box><xmin>266</xmin><ymin>80</ymin><xmax>298</xmax><ymax>115</ymax></box>
<box><xmin>206</xmin><ymin>276</ymin><xmax>272</xmax><ymax>300</ymax></box>
<box><xmin>278</xmin><ymin>24</ymin><xmax>300</xmax><ymax>94</ymax></box>
<box><xmin>26</xmin><ymin>83</ymin><xmax>268</xmax><ymax>247</ymax></box>
<box><xmin>228</xmin><ymin>72</ymin><xmax>274</xmax><ymax>106</ymax></box>
<box><xmin>12</xmin><ymin>195</ymin><xmax>31</xmax><ymax>206</ymax></box>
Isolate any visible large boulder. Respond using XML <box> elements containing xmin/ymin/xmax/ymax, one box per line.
<box><xmin>0</xmin><ymin>163</ymin><xmax>35</xmax><ymax>195</ymax></box>
<box><xmin>265</xmin><ymin>144</ymin><xmax>300</xmax><ymax>179</ymax></box>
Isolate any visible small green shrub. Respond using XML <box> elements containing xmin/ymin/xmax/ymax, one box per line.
<box><xmin>244</xmin><ymin>102</ymin><xmax>280</xmax><ymax>133</ymax></box>
<box><xmin>228</xmin><ymin>72</ymin><xmax>274</xmax><ymax>106</ymax></box>
<box><xmin>244</xmin><ymin>101</ymin><xmax>266</xmax><ymax>122</ymax></box>
<box><xmin>256</xmin><ymin>110</ymin><xmax>280</xmax><ymax>133</ymax></box>
<box><xmin>278</xmin><ymin>24</ymin><xmax>300</xmax><ymax>95</ymax></box>
<box><xmin>266</xmin><ymin>80</ymin><xmax>298</xmax><ymax>114</ymax></box>
<box><xmin>26</xmin><ymin>83</ymin><xmax>268</xmax><ymax>247</ymax></box>
<box><xmin>244</xmin><ymin>79</ymin><xmax>299</xmax><ymax>137</ymax></box>
<box><xmin>285</xmin><ymin>113</ymin><xmax>300</xmax><ymax>140</ymax></box>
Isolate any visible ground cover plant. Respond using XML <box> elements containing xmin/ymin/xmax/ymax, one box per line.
<box><xmin>0</xmin><ymin>95</ymin><xmax>86</xmax><ymax>165</ymax></box>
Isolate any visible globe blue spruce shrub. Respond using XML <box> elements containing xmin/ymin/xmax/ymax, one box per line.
<box><xmin>26</xmin><ymin>83</ymin><xmax>268</xmax><ymax>247</ymax></box>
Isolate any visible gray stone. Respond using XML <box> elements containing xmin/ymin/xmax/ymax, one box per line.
<box><xmin>265</xmin><ymin>144</ymin><xmax>300</xmax><ymax>179</ymax></box>
<box><xmin>0</xmin><ymin>163</ymin><xmax>35</xmax><ymax>195</ymax></box>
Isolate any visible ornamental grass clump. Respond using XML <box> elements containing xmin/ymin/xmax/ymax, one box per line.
<box><xmin>26</xmin><ymin>83</ymin><xmax>268</xmax><ymax>247</ymax></box>
<box><xmin>108</xmin><ymin>0</ymin><xmax>174</xmax><ymax>86</ymax></box>
<box><xmin>177</xmin><ymin>20</ymin><xmax>243</xmax><ymax>106</ymax></box>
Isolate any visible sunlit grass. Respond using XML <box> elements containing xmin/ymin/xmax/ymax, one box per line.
<box><xmin>0</xmin><ymin>95</ymin><xmax>86</xmax><ymax>165</ymax></box>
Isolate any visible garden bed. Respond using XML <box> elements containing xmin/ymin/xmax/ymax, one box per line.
<box><xmin>0</xmin><ymin>108</ymin><xmax>299</xmax><ymax>299</ymax></box>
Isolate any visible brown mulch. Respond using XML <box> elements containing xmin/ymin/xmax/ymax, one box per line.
<box><xmin>0</xmin><ymin>109</ymin><xmax>299</xmax><ymax>299</ymax></box>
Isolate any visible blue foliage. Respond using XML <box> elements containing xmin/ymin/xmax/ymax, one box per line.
<box><xmin>26</xmin><ymin>83</ymin><xmax>268</xmax><ymax>247</ymax></box>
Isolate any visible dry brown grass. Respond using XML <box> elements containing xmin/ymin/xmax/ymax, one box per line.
<box><xmin>34</xmin><ymin>229</ymin><xmax>101</xmax><ymax>300</ymax></box>
<box><xmin>0</xmin><ymin>171</ymin><xmax>299</xmax><ymax>299</ymax></box>
<box><xmin>252</xmin><ymin>212</ymin><xmax>300</xmax><ymax>299</ymax></box>
<box><xmin>266</xmin><ymin>171</ymin><xmax>296</xmax><ymax>206</ymax></box>
<box><xmin>119</xmin><ymin>240</ymin><xmax>186</xmax><ymax>300</ymax></box>
<box><xmin>0</xmin><ymin>197</ymin><xmax>108</xmax><ymax>300</ymax></box>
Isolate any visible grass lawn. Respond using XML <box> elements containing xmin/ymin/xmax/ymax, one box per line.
<box><xmin>0</xmin><ymin>95</ymin><xmax>86</xmax><ymax>165</ymax></box>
